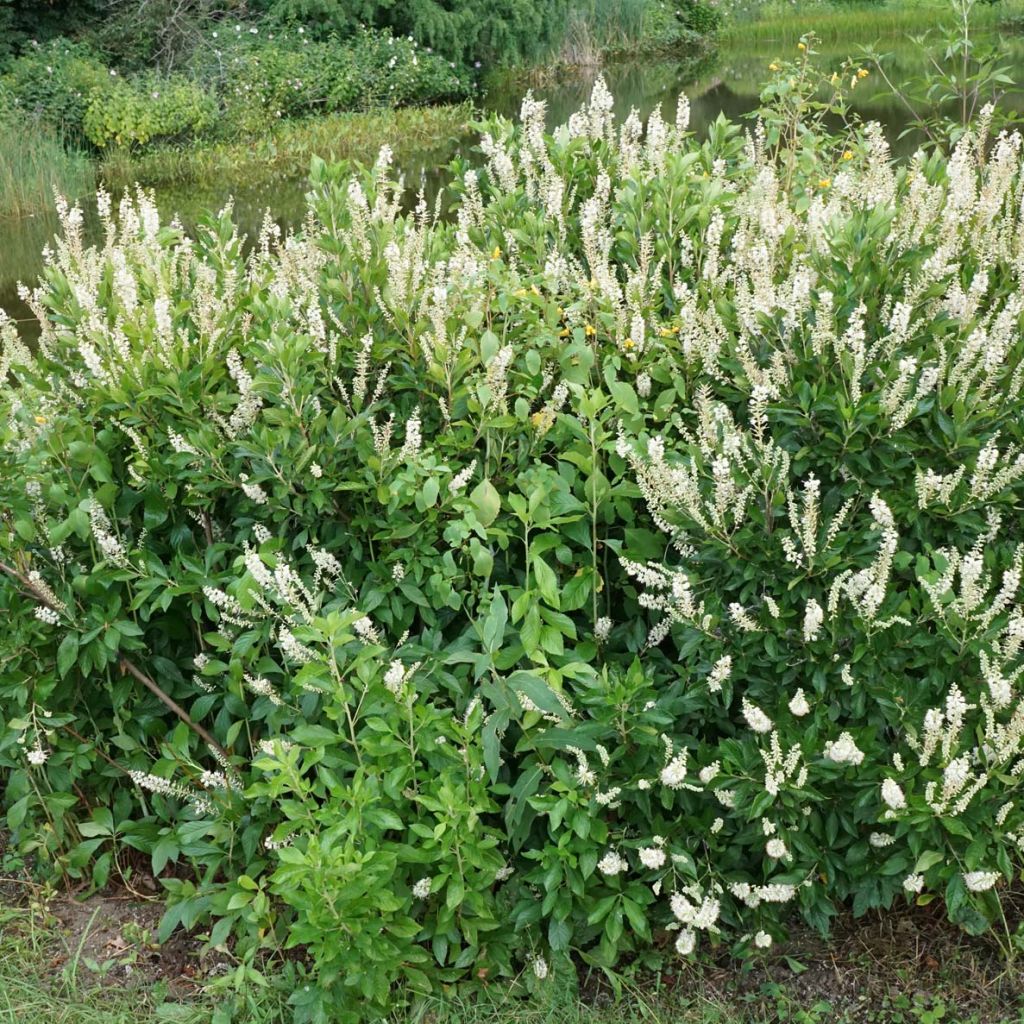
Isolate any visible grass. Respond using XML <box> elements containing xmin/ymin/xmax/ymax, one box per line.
<box><xmin>0</xmin><ymin>903</ymin><xmax>207</xmax><ymax>1024</ymax></box>
<box><xmin>3</xmin><ymin>890</ymin><xmax>1024</xmax><ymax>1024</ymax></box>
<box><xmin>0</xmin><ymin>121</ymin><xmax>94</xmax><ymax>220</ymax></box>
<box><xmin>0</xmin><ymin>103</ymin><xmax>473</xmax><ymax>221</ymax></box>
<box><xmin>555</xmin><ymin>0</ymin><xmax>653</xmax><ymax>65</ymax></box>
<box><xmin>720</xmin><ymin>0</ymin><xmax>1024</xmax><ymax>44</ymax></box>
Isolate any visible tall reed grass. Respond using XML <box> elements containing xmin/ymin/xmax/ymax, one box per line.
<box><xmin>0</xmin><ymin>120</ymin><xmax>94</xmax><ymax>219</ymax></box>
<box><xmin>557</xmin><ymin>0</ymin><xmax>651</xmax><ymax>65</ymax></box>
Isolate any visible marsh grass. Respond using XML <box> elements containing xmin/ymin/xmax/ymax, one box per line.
<box><xmin>0</xmin><ymin>121</ymin><xmax>94</xmax><ymax>219</ymax></box>
<box><xmin>534</xmin><ymin>0</ymin><xmax>714</xmax><ymax>73</ymax></box>
<box><xmin>557</xmin><ymin>0</ymin><xmax>651</xmax><ymax>65</ymax></box>
<box><xmin>720</xmin><ymin>0</ymin><xmax>1019</xmax><ymax>43</ymax></box>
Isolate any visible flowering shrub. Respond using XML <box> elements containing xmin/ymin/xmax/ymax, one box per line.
<box><xmin>5</xmin><ymin>80</ymin><xmax>1024</xmax><ymax>1017</ymax></box>
<box><xmin>193</xmin><ymin>27</ymin><xmax>471</xmax><ymax>139</ymax></box>
<box><xmin>0</xmin><ymin>38</ymin><xmax>110</xmax><ymax>141</ymax></box>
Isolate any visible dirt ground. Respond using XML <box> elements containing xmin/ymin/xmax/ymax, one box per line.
<box><xmin>4</xmin><ymin>866</ymin><xmax>1024</xmax><ymax>1021</ymax></box>
<box><xmin>592</xmin><ymin>901</ymin><xmax>1024</xmax><ymax>1022</ymax></box>
<box><xmin>44</xmin><ymin>893</ymin><xmax>209</xmax><ymax>997</ymax></box>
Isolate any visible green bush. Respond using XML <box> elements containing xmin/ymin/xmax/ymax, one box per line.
<box><xmin>0</xmin><ymin>0</ymin><xmax>107</xmax><ymax>69</ymax></box>
<box><xmin>5</xmin><ymin>80</ymin><xmax>1024</xmax><ymax>1019</ymax></box>
<box><xmin>0</xmin><ymin>38</ymin><xmax>110</xmax><ymax>140</ymax></box>
<box><xmin>83</xmin><ymin>73</ymin><xmax>217</xmax><ymax>148</ymax></box>
<box><xmin>0</xmin><ymin>26</ymin><xmax>469</xmax><ymax>153</ymax></box>
<box><xmin>675</xmin><ymin>0</ymin><xmax>722</xmax><ymax>36</ymax></box>
<box><xmin>198</xmin><ymin>27</ymin><xmax>471</xmax><ymax>139</ymax></box>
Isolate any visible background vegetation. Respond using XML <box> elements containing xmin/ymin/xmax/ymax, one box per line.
<box><xmin>0</xmin><ymin>0</ymin><xmax>719</xmax><ymax>217</ymax></box>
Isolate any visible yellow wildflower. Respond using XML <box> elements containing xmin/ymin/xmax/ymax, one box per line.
<box><xmin>797</xmin><ymin>41</ymin><xmax>806</xmax><ymax>51</ymax></box>
<box><xmin>584</xmin><ymin>324</ymin><xmax>596</xmax><ymax>337</ymax></box>
<box><xmin>769</xmin><ymin>62</ymin><xmax>780</xmax><ymax>71</ymax></box>
<box><xmin>34</xmin><ymin>415</ymin><xmax>46</xmax><ymax>425</ymax></box>
<box><xmin>818</xmin><ymin>178</ymin><xmax>831</xmax><ymax>189</ymax></box>
<box><xmin>842</xmin><ymin>150</ymin><xmax>853</xmax><ymax>161</ymax></box>
<box><xmin>531</xmin><ymin>409</ymin><xmax>555</xmax><ymax>433</ymax></box>
<box><xmin>491</xmin><ymin>246</ymin><xmax>501</xmax><ymax>260</ymax></box>
<box><xmin>857</xmin><ymin>68</ymin><xmax>868</xmax><ymax>79</ymax></box>
<box><xmin>623</xmin><ymin>338</ymin><xmax>635</xmax><ymax>350</ymax></box>
<box><xmin>559</xmin><ymin>328</ymin><xmax>570</xmax><ymax>337</ymax></box>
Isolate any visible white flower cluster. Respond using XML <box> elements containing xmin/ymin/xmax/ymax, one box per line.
<box><xmin>824</xmin><ymin>732</ymin><xmax>865</xmax><ymax>767</ymax></box>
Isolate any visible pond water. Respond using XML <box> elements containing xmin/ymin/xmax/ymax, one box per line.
<box><xmin>3</xmin><ymin>22</ymin><xmax>1024</xmax><ymax>334</ymax></box>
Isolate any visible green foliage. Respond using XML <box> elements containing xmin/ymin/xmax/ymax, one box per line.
<box><xmin>0</xmin><ymin>27</ymin><xmax>469</xmax><ymax>154</ymax></box>
<box><xmin>864</xmin><ymin>0</ymin><xmax>1017</xmax><ymax>147</ymax></box>
<box><xmin>90</xmin><ymin>0</ymin><xmax>232</xmax><ymax>73</ymax></box>
<box><xmin>0</xmin><ymin>39</ymin><xmax>110</xmax><ymax>141</ymax></box>
<box><xmin>674</xmin><ymin>0</ymin><xmax>722</xmax><ymax>36</ymax></box>
<box><xmin>0</xmin><ymin>0</ymin><xmax>107</xmax><ymax>69</ymax></box>
<box><xmin>197</xmin><ymin>27</ymin><xmax>470</xmax><ymax>140</ymax></box>
<box><xmin>6</xmin><ymin>70</ymin><xmax>1024</xmax><ymax>1023</ymax></box>
<box><xmin>83</xmin><ymin>74</ymin><xmax>217</xmax><ymax>148</ymax></box>
<box><xmin>258</xmin><ymin>0</ymin><xmax>572</xmax><ymax>67</ymax></box>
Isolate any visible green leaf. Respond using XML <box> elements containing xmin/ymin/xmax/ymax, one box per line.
<box><xmin>6</xmin><ymin>796</ymin><xmax>30</xmax><ymax>831</ymax></box>
<box><xmin>609</xmin><ymin>380</ymin><xmax>639</xmax><ymax>415</ymax></box>
<box><xmin>913</xmin><ymin>850</ymin><xmax>945</xmax><ymax>874</ymax></box>
<box><xmin>482</xmin><ymin>588</ymin><xmax>508</xmax><ymax>654</ymax></box>
<box><xmin>79</xmin><ymin>807</ymin><xmax>114</xmax><ymax>838</ymax></box>
<box><xmin>521</xmin><ymin>604</ymin><xmax>542</xmax><ymax>656</ymax></box>
<box><xmin>57</xmin><ymin>634</ymin><xmax>79</xmax><ymax>678</ymax></box>
<box><xmin>509</xmin><ymin>671</ymin><xmax>571</xmax><ymax>721</ymax></box>
<box><xmin>548</xmin><ymin>916</ymin><xmax>572</xmax><ymax>951</ymax></box>
<box><xmin>470</xmin><ymin>479</ymin><xmax>501</xmax><ymax>527</ymax></box>
<box><xmin>532</xmin><ymin>556</ymin><xmax>560</xmax><ymax>607</ymax></box>
<box><xmin>422</xmin><ymin>476</ymin><xmax>439</xmax><ymax>507</ymax></box>
<box><xmin>482</xmin><ymin>710</ymin><xmax>508</xmax><ymax>784</ymax></box>
<box><xmin>470</xmin><ymin>541</ymin><xmax>493</xmax><ymax>577</ymax></box>
<box><xmin>480</xmin><ymin>330</ymin><xmax>500</xmax><ymax>364</ymax></box>
<box><xmin>446</xmin><ymin>878</ymin><xmax>465</xmax><ymax>910</ymax></box>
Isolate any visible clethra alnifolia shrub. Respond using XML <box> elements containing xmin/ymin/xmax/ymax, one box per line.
<box><xmin>4</xmin><ymin>77</ymin><xmax>1024</xmax><ymax>1019</ymax></box>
